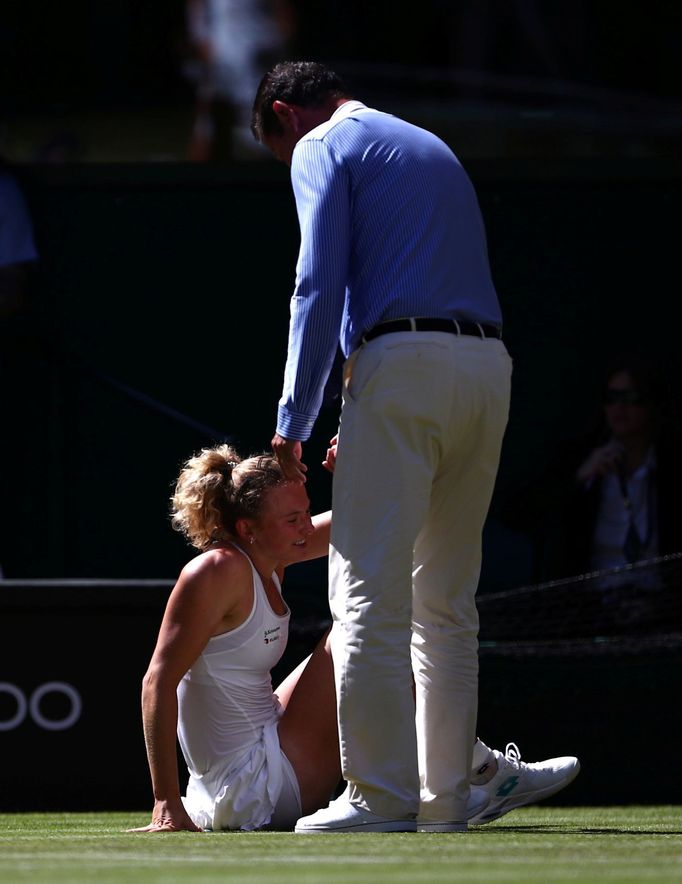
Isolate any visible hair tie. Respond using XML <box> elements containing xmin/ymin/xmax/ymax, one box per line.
<box><xmin>218</xmin><ymin>464</ymin><xmax>236</xmax><ymax>482</ymax></box>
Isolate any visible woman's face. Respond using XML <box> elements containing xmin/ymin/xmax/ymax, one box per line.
<box><xmin>251</xmin><ymin>481</ymin><xmax>314</xmax><ymax>562</ymax></box>
<box><xmin>604</xmin><ymin>370</ymin><xmax>653</xmax><ymax>440</ymax></box>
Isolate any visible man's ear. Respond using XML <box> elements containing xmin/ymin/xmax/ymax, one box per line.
<box><xmin>272</xmin><ymin>100</ymin><xmax>294</xmax><ymax>126</ymax></box>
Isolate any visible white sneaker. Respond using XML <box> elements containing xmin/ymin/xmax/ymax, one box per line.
<box><xmin>417</xmin><ymin>786</ymin><xmax>490</xmax><ymax>833</ymax></box>
<box><xmin>469</xmin><ymin>742</ymin><xmax>580</xmax><ymax>825</ymax></box>
<box><xmin>295</xmin><ymin>794</ymin><xmax>417</xmax><ymax>833</ymax></box>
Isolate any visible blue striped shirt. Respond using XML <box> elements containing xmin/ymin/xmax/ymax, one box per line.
<box><xmin>277</xmin><ymin>100</ymin><xmax>502</xmax><ymax>440</ymax></box>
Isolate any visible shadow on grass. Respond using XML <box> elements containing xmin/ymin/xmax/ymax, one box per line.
<box><xmin>477</xmin><ymin>825</ymin><xmax>682</xmax><ymax>835</ymax></box>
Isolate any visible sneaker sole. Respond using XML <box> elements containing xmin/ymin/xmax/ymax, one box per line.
<box><xmin>417</xmin><ymin>822</ymin><xmax>468</xmax><ymax>833</ymax></box>
<box><xmin>295</xmin><ymin>820</ymin><xmax>417</xmax><ymax>834</ymax></box>
<box><xmin>470</xmin><ymin>760</ymin><xmax>581</xmax><ymax>825</ymax></box>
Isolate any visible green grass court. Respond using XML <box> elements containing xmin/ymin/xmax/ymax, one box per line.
<box><xmin>1</xmin><ymin>807</ymin><xmax>680</xmax><ymax>883</ymax></box>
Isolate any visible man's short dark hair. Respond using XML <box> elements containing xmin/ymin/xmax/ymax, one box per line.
<box><xmin>251</xmin><ymin>61</ymin><xmax>350</xmax><ymax>142</ymax></box>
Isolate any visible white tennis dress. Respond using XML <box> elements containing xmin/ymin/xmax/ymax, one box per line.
<box><xmin>177</xmin><ymin>546</ymin><xmax>300</xmax><ymax>830</ymax></box>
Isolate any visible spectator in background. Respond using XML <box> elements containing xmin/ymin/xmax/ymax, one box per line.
<box><xmin>184</xmin><ymin>0</ymin><xmax>296</xmax><ymax>161</ymax></box>
<box><xmin>0</xmin><ymin>160</ymin><xmax>38</xmax><ymax>321</ymax></box>
<box><xmin>504</xmin><ymin>356</ymin><xmax>682</xmax><ymax>609</ymax></box>
<box><xmin>0</xmin><ymin>158</ymin><xmax>40</xmax><ymax>578</ymax></box>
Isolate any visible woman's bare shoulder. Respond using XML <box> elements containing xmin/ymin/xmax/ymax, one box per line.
<box><xmin>170</xmin><ymin>545</ymin><xmax>253</xmax><ymax>611</ymax></box>
<box><xmin>180</xmin><ymin>545</ymin><xmax>250</xmax><ymax>580</ymax></box>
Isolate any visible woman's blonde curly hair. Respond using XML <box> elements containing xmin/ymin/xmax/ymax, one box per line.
<box><xmin>171</xmin><ymin>443</ymin><xmax>286</xmax><ymax>550</ymax></box>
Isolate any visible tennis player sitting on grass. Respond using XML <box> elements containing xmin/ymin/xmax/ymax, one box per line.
<box><xmin>130</xmin><ymin>443</ymin><xmax>579</xmax><ymax>833</ymax></box>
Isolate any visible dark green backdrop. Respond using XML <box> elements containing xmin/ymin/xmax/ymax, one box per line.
<box><xmin>7</xmin><ymin>158</ymin><xmax>680</xmax><ymax>588</ymax></box>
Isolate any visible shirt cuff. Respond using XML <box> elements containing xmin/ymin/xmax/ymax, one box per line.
<box><xmin>276</xmin><ymin>405</ymin><xmax>317</xmax><ymax>442</ymax></box>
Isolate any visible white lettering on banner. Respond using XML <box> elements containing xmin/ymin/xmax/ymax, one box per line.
<box><xmin>0</xmin><ymin>682</ymin><xmax>82</xmax><ymax>731</ymax></box>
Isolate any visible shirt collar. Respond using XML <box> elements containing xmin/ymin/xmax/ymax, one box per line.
<box><xmin>330</xmin><ymin>100</ymin><xmax>368</xmax><ymax>120</ymax></box>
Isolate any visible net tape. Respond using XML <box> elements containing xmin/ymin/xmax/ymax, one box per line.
<box><xmin>477</xmin><ymin>552</ymin><xmax>682</xmax><ymax>657</ymax></box>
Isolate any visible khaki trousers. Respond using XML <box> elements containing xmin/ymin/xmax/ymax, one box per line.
<box><xmin>329</xmin><ymin>330</ymin><xmax>512</xmax><ymax>821</ymax></box>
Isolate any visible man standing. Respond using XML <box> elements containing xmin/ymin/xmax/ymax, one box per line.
<box><xmin>251</xmin><ymin>61</ymin><xmax>512</xmax><ymax>832</ymax></box>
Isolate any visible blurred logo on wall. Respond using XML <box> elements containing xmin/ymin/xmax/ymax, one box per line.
<box><xmin>0</xmin><ymin>682</ymin><xmax>82</xmax><ymax>731</ymax></box>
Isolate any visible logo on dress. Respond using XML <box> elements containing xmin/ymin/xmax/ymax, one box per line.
<box><xmin>264</xmin><ymin>626</ymin><xmax>281</xmax><ymax>644</ymax></box>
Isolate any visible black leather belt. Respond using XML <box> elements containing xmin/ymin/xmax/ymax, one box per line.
<box><xmin>362</xmin><ymin>317</ymin><xmax>502</xmax><ymax>344</ymax></box>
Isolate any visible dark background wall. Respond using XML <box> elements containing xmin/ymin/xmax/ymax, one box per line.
<box><xmin>3</xmin><ymin>1</ymin><xmax>681</xmax><ymax>111</ymax></box>
<box><xmin>1</xmin><ymin>579</ymin><xmax>679</xmax><ymax>811</ymax></box>
<box><xmin>2</xmin><ymin>0</ymin><xmax>681</xmax><ymax>164</ymax></box>
<box><xmin>4</xmin><ymin>158</ymin><xmax>681</xmax><ymax>590</ymax></box>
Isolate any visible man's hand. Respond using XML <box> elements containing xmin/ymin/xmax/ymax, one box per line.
<box><xmin>271</xmin><ymin>433</ymin><xmax>307</xmax><ymax>482</ymax></box>
<box><xmin>322</xmin><ymin>433</ymin><xmax>339</xmax><ymax>473</ymax></box>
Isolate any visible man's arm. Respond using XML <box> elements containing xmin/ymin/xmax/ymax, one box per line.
<box><xmin>273</xmin><ymin>139</ymin><xmax>350</xmax><ymax>476</ymax></box>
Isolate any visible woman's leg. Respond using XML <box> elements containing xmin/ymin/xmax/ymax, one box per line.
<box><xmin>275</xmin><ymin>629</ymin><xmax>343</xmax><ymax>815</ymax></box>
